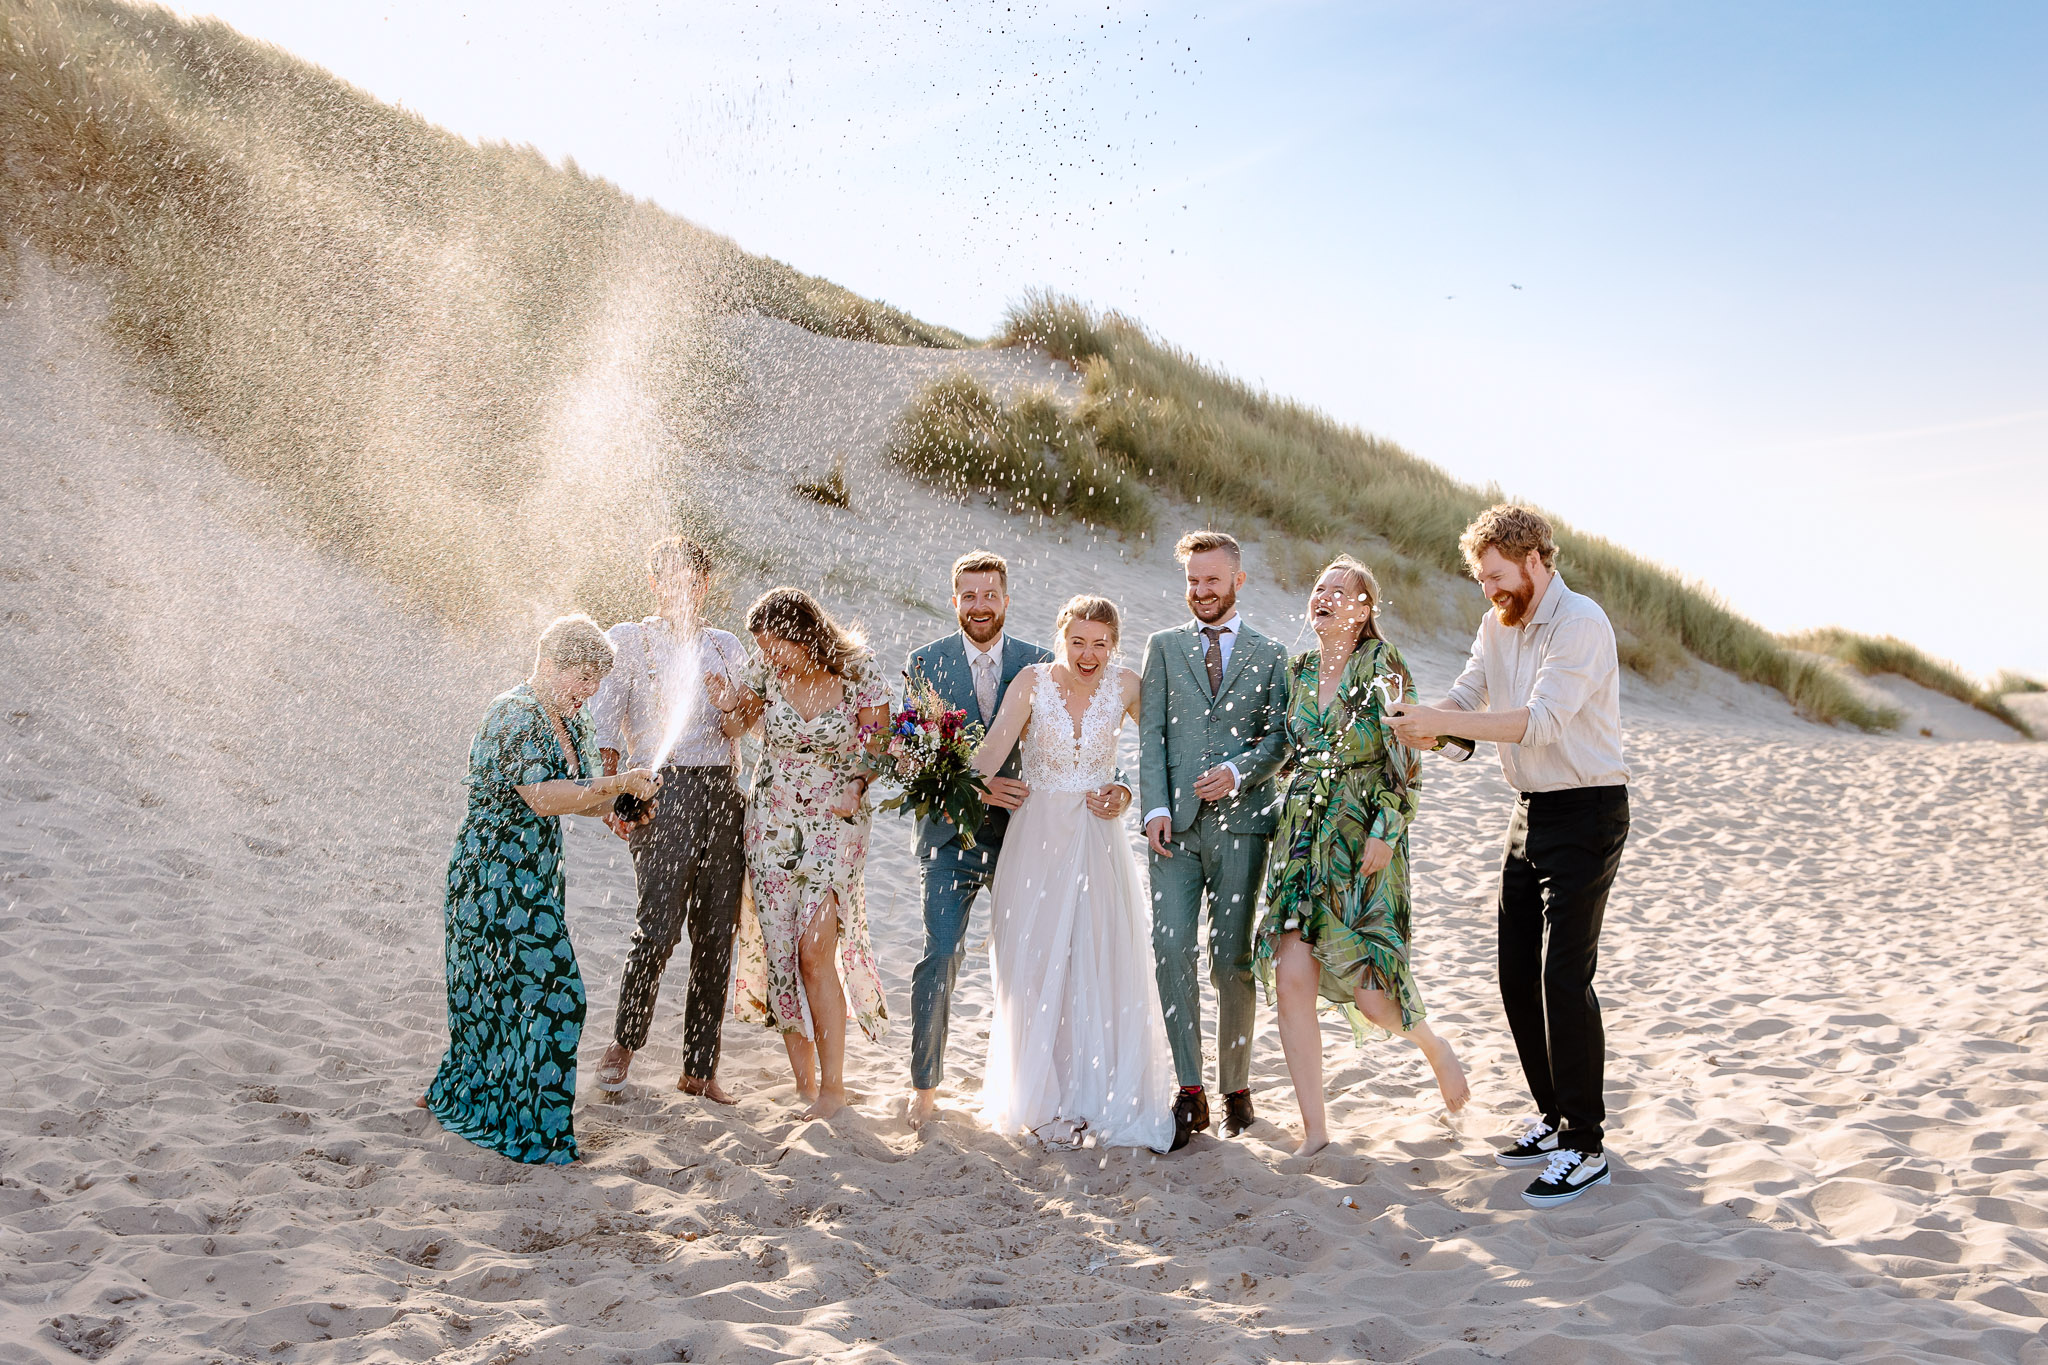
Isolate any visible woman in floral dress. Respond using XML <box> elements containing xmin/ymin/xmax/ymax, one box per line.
<box><xmin>708</xmin><ymin>588</ymin><xmax>890</xmax><ymax>1120</ymax></box>
<box><xmin>420</xmin><ymin>615</ymin><xmax>661</xmax><ymax>1164</ymax></box>
<box><xmin>1254</xmin><ymin>558</ymin><xmax>1469</xmax><ymax>1158</ymax></box>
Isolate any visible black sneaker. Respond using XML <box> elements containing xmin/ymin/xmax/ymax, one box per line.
<box><xmin>1169</xmin><ymin>1089</ymin><xmax>1210</xmax><ymax>1152</ymax></box>
<box><xmin>1521</xmin><ymin>1148</ymin><xmax>1610</xmax><ymax>1207</ymax></box>
<box><xmin>1494</xmin><ymin>1116</ymin><xmax>1561</xmax><ymax>1168</ymax></box>
<box><xmin>1221</xmin><ymin>1089</ymin><xmax>1254</xmax><ymax>1137</ymax></box>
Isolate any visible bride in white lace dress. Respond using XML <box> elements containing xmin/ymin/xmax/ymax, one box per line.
<box><xmin>971</xmin><ymin>596</ymin><xmax>1176</xmax><ymax>1152</ymax></box>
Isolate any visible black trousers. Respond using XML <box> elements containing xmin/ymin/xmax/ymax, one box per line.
<box><xmin>1498</xmin><ymin>784</ymin><xmax>1629</xmax><ymax>1153</ymax></box>
<box><xmin>612</xmin><ymin>766</ymin><xmax>745</xmax><ymax>1077</ymax></box>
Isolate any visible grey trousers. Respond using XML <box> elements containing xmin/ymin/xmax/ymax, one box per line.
<box><xmin>612</xmin><ymin>766</ymin><xmax>745</xmax><ymax>1079</ymax></box>
<box><xmin>1148</xmin><ymin>807</ymin><xmax>1270</xmax><ymax>1093</ymax></box>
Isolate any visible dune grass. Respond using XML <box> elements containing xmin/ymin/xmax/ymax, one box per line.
<box><xmin>978</xmin><ymin>291</ymin><xmax>1918</xmax><ymax>729</ymax></box>
<box><xmin>884</xmin><ymin>370</ymin><xmax>1155</xmax><ymax>535</ymax></box>
<box><xmin>1</xmin><ymin>0</ymin><xmax>962</xmax><ymax>625</ymax></box>
<box><xmin>1994</xmin><ymin>670</ymin><xmax>2046</xmax><ymax>696</ymax></box>
<box><xmin>1788</xmin><ymin>629</ymin><xmax>2033</xmax><ymax>737</ymax></box>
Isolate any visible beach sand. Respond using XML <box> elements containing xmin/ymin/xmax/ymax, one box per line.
<box><xmin>5</xmin><ymin>258</ymin><xmax>2046</xmax><ymax>1363</ymax></box>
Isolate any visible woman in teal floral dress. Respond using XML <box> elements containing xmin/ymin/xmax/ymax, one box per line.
<box><xmin>1255</xmin><ymin>558</ymin><xmax>1469</xmax><ymax>1157</ymax></box>
<box><xmin>419</xmin><ymin>615</ymin><xmax>661</xmax><ymax>1165</ymax></box>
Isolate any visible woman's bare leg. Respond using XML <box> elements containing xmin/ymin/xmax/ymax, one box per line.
<box><xmin>1353</xmin><ymin>986</ymin><xmax>1470</xmax><ymax>1113</ymax></box>
<box><xmin>798</xmin><ymin>893</ymin><xmax>849</xmax><ymax>1120</ymax></box>
<box><xmin>1272</xmin><ymin>932</ymin><xmax>1330</xmax><ymax>1157</ymax></box>
<box><xmin>782</xmin><ymin>1033</ymin><xmax>819</xmax><ymax>1104</ymax></box>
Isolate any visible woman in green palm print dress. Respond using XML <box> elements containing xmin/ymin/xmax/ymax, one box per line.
<box><xmin>1255</xmin><ymin>558</ymin><xmax>1470</xmax><ymax>1157</ymax></box>
<box><xmin>419</xmin><ymin>615</ymin><xmax>661</xmax><ymax>1165</ymax></box>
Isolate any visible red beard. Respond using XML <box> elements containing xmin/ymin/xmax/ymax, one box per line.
<box><xmin>1492</xmin><ymin>579</ymin><xmax>1536</xmax><ymax>627</ymax></box>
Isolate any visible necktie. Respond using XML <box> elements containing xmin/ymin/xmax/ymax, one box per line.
<box><xmin>974</xmin><ymin>652</ymin><xmax>998</xmax><ymax>723</ymax></box>
<box><xmin>1203</xmin><ymin>626</ymin><xmax>1225</xmax><ymax>697</ymax></box>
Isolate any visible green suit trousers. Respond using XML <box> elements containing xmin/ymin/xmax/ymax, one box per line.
<box><xmin>1149</xmin><ymin>805</ymin><xmax>1270</xmax><ymax>1094</ymax></box>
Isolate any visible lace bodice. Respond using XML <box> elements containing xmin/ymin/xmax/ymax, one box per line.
<box><xmin>1020</xmin><ymin>665</ymin><xmax>1123</xmax><ymax>793</ymax></box>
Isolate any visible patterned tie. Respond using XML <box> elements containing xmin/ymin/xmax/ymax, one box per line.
<box><xmin>973</xmin><ymin>652</ymin><xmax>998</xmax><ymax>723</ymax></box>
<box><xmin>1203</xmin><ymin>626</ymin><xmax>1225</xmax><ymax>697</ymax></box>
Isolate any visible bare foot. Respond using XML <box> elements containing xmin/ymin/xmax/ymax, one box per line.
<box><xmin>803</xmin><ymin>1088</ymin><xmax>848</xmax><ymax>1121</ymax></box>
<box><xmin>908</xmin><ymin>1088</ymin><xmax>938</xmax><ymax>1128</ymax></box>
<box><xmin>1290</xmin><ymin>1128</ymin><xmax>1330</xmax><ymax>1159</ymax></box>
<box><xmin>678</xmin><ymin>1075</ymin><xmax>736</xmax><ymax>1105</ymax></box>
<box><xmin>1421</xmin><ymin>1034</ymin><xmax>1471</xmax><ymax>1114</ymax></box>
<box><xmin>414</xmin><ymin>1094</ymin><xmax>429</xmax><ymax>1109</ymax></box>
<box><xmin>595</xmin><ymin>1043</ymin><xmax>633</xmax><ymax>1093</ymax></box>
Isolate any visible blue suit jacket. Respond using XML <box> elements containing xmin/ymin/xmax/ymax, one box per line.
<box><xmin>906</xmin><ymin>632</ymin><xmax>1053</xmax><ymax>861</ymax></box>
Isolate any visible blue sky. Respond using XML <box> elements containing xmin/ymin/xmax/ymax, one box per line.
<box><xmin>182</xmin><ymin>1</ymin><xmax>2048</xmax><ymax>678</ymax></box>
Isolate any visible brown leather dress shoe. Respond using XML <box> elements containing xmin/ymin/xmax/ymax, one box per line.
<box><xmin>1170</xmin><ymin>1089</ymin><xmax>1211</xmax><ymax>1152</ymax></box>
<box><xmin>1222</xmin><ymin>1089</ymin><xmax>1254</xmax><ymax>1136</ymax></box>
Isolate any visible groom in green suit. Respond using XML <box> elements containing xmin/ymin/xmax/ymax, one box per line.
<box><xmin>1139</xmin><ymin>530</ymin><xmax>1292</xmax><ymax>1150</ymax></box>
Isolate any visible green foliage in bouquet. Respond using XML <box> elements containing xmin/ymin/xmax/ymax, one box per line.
<box><xmin>865</xmin><ymin>676</ymin><xmax>993</xmax><ymax>848</ymax></box>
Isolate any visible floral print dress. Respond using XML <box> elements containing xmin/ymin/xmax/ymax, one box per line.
<box><xmin>732</xmin><ymin>654</ymin><xmax>891</xmax><ymax>1042</ymax></box>
<box><xmin>1253</xmin><ymin>640</ymin><xmax>1427</xmax><ymax>1042</ymax></box>
<box><xmin>426</xmin><ymin>684</ymin><xmax>595</xmax><ymax>1165</ymax></box>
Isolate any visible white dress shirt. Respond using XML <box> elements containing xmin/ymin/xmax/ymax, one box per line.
<box><xmin>1444</xmin><ymin>575</ymin><xmax>1629</xmax><ymax>793</ymax></box>
<box><xmin>588</xmin><ymin>618</ymin><xmax>747</xmax><ymax>770</ymax></box>
<box><xmin>964</xmin><ymin>630</ymin><xmax>1005</xmax><ymax>722</ymax></box>
<box><xmin>1142</xmin><ymin>614</ymin><xmax>1245</xmax><ymax>826</ymax></box>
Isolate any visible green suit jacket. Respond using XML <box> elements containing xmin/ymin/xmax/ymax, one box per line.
<box><xmin>1137</xmin><ymin>620</ymin><xmax>1292</xmax><ymax>836</ymax></box>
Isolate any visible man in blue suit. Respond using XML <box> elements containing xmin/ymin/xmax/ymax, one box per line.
<box><xmin>904</xmin><ymin>550</ymin><xmax>1130</xmax><ymax>1127</ymax></box>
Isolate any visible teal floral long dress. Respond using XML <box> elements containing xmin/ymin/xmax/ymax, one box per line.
<box><xmin>426</xmin><ymin>684</ymin><xmax>597</xmax><ymax>1165</ymax></box>
<box><xmin>1253</xmin><ymin>639</ymin><xmax>1426</xmax><ymax>1043</ymax></box>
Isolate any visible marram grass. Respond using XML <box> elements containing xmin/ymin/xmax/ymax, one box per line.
<box><xmin>0</xmin><ymin>0</ymin><xmax>963</xmax><ymax>625</ymax></box>
<box><xmin>884</xmin><ymin>370</ymin><xmax>1155</xmax><ymax>536</ymax></box>
<box><xmin>1788</xmin><ymin>629</ymin><xmax>2034</xmax><ymax>738</ymax></box>
<box><xmin>984</xmin><ymin>291</ymin><xmax>1927</xmax><ymax>732</ymax></box>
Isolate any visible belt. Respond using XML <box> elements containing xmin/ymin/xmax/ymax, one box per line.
<box><xmin>1517</xmin><ymin>784</ymin><xmax>1627</xmax><ymax>806</ymax></box>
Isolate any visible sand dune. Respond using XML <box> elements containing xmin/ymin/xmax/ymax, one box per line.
<box><xmin>4</xmin><ymin>257</ymin><xmax>2047</xmax><ymax>1363</ymax></box>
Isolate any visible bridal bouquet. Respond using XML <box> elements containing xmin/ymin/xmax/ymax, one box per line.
<box><xmin>864</xmin><ymin>675</ymin><xmax>990</xmax><ymax>846</ymax></box>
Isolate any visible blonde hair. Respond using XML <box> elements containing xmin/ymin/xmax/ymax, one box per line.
<box><xmin>951</xmin><ymin>549</ymin><xmax>1009</xmax><ymax>588</ymax></box>
<box><xmin>1315</xmin><ymin>556</ymin><xmax>1407</xmax><ymax>694</ymax></box>
<box><xmin>536</xmin><ymin>613</ymin><xmax>616</xmax><ymax>674</ymax></box>
<box><xmin>1317</xmin><ymin>555</ymin><xmax>1386</xmax><ymax>646</ymax></box>
<box><xmin>1054</xmin><ymin>594</ymin><xmax>1121</xmax><ymax>652</ymax></box>
<box><xmin>746</xmin><ymin>587</ymin><xmax>869</xmax><ymax>679</ymax></box>
<box><xmin>1459</xmin><ymin>504</ymin><xmax>1557</xmax><ymax>574</ymax></box>
<box><xmin>1174</xmin><ymin>529</ymin><xmax>1241</xmax><ymax>565</ymax></box>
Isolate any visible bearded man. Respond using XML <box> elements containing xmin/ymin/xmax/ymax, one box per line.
<box><xmin>1389</xmin><ymin>505</ymin><xmax>1630</xmax><ymax>1209</ymax></box>
<box><xmin>902</xmin><ymin>551</ymin><xmax>1131</xmax><ymax>1128</ymax></box>
<box><xmin>1138</xmin><ymin>530</ymin><xmax>1292</xmax><ymax>1150</ymax></box>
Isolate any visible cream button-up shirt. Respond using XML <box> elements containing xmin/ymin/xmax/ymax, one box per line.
<box><xmin>1445</xmin><ymin>575</ymin><xmax>1629</xmax><ymax>793</ymax></box>
<box><xmin>588</xmin><ymin>618</ymin><xmax>747</xmax><ymax>770</ymax></box>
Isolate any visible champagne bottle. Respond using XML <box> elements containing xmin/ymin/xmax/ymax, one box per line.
<box><xmin>1374</xmin><ymin>673</ymin><xmax>1476</xmax><ymax>762</ymax></box>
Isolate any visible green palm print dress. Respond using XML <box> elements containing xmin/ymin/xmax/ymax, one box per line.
<box><xmin>1254</xmin><ymin>639</ymin><xmax>1426</xmax><ymax>1042</ymax></box>
<box><xmin>426</xmin><ymin>684</ymin><xmax>596</xmax><ymax>1165</ymax></box>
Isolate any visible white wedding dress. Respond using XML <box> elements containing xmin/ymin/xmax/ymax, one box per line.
<box><xmin>980</xmin><ymin>666</ymin><xmax>1176</xmax><ymax>1151</ymax></box>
